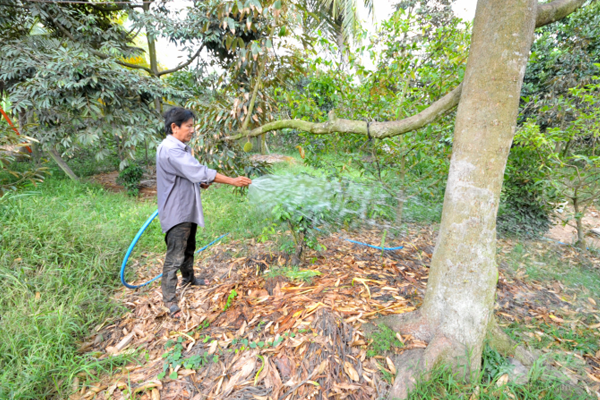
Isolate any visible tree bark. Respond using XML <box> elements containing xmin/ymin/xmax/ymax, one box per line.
<box><xmin>260</xmin><ymin>133</ymin><xmax>269</xmax><ymax>155</ymax></box>
<box><xmin>384</xmin><ymin>0</ymin><xmax>538</xmax><ymax>397</ymax></box>
<box><xmin>48</xmin><ymin>148</ymin><xmax>79</xmax><ymax>181</ymax></box>
<box><xmin>573</xmin><ymin>197</ymin><xmax>586</xmax><ymax>248</ymax></box>
<box><xmin>143</xmin><ymin>1</ymin><xmax>161</xmax><ymax>113</ymax></box>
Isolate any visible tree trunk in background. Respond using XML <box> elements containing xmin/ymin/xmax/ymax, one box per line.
<box><xmin>260</xmin><ymin>133</ymin><xmax>269</xmax><ymax>155</ymax></box>
<box><xmin>143</xmin><ymin>0</ymin><xmax>162</xmax><ymax>114</ymax></box>
<box><xmin>573</xmin><ymin>198</ymin><xmax>586</xmax><ymax>247</ymax></box>
<box><xmin>48</xmin><ymin>148</ymin><xmax>79</xmax><ymax>181</ymax></box>
<box><xmin>383</xmin><ymin>1</ymin><xmax>538</xmax><ymax>397</ymax></box>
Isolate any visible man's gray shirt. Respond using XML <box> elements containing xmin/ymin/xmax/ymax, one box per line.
<box><xmin>156</xmin><ymin>135</ymin><xmax>217</xmax><ymax>233</ymax></box>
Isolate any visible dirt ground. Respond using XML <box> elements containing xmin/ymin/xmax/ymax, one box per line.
<box><xmin>545</xmin><ymin>205</ymin><xmax>600</xmax><ymax>249</ymax></box>
<box><xmin>88</xmin><ymin>167</ymin><xmax>157</xmax><ymax>199</ymax></box>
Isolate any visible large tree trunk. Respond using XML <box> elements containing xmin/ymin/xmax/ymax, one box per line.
<box><xmin>379</xmin><ymin>1</ymin><xmax>538</xmax><ymax>397</ymax></box>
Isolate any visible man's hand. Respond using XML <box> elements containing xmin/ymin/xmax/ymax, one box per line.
<box><xmin>200</xmin><ymin>183</ymin><xmax>211</xmax><ymax>189</ymax></box>
<box><xmin>231</xmin><ymin>176</ymin><xmax>252</xmax><ymax>187</ymax></box>
<box><xmin>213</xmin><ymin>173</ymin><xmax>252</xmax><ymax>187</ymax></box>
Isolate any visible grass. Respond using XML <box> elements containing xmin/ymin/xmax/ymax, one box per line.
<box><xmin>403</xmin><ymin>344</ymin><xmax>591</xmax><ymax>399</ymax></box>
<box><xmin>405</xmin><ymin>365</ymin><xmax>590</xmax><ymax>400</ymax></box>
<box><xmin>0</xmin><ymin>179</ymin><xmax>154</xmax><ymax>398</ymax></box>
<box><xmin>366</xmin><ymin>324</ymin><xmax>404</xmax><ymax>358</ymax></box>
<box><xmin>502</xmin><ymin>242</ymin><xmax>600</xmax><ymax>294</ymax></box>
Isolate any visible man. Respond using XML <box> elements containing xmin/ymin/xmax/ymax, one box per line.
<box><xmin>157</xmin><ymin>107</ymin><xmax>251</xmax><ymax>318</ymax></box>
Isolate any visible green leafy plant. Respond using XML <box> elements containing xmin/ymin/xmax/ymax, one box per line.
<box><xmin>158</xmin><ymin>337</ymin><xmax>216</xmax><ymax>380</ymax></box>
<box><xmin>116</xmin><ymin>164</ymin><xmax>145</xmax><ymax>197</ymax></box>
<box><xmin>272</xmin><ymin>202</ymin><xmax>325</xmax><ymax>263</ymax></box>
<box><xmin>223</xmin><ymin>289</ymin><xmax>238</xmax><ymax>311</ymax></box>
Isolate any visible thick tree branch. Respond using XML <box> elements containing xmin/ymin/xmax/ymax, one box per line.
<box><xmin>115</xmin><ymin>59</ymin><xmax>153</xmax><ymax>74</ymax></box>
<box><xmin>227</xmin><ymin>83</ymin><xmax>463</xmax><ymax>140</ymax></box>
<box><xmin>156</xmin><ymin>44</ymin><xmax>205</xmax><ymax>76</ymax></box>
<box><xmin>535</xmin><ymin>0</ymin><xmax>587</xmax><ymax>27</ymax></box>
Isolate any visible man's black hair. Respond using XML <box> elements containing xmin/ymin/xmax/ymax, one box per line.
<box><xmin>164</xmin><ymin>107</ymin><xmax>196</xmax><ymax>135</ymax></box>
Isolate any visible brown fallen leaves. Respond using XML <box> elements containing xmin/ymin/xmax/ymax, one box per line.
<box><xmin>71</xmin><ymin>228</ymin><xmax>600</xmax><ymax>399</ymax></box>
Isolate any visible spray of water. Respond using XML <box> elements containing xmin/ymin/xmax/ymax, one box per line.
<box><xmin>248</xmin><ymin>174</ymin><xmax>397</xmax><ymax>233</ymax></box>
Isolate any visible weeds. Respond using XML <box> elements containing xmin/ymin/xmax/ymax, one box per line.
<box><xmin>223</xmin><ymin>289</ymin><xmax>238</xmax><ymax>311</ymax></box>
<box><xmin>366</xmin><ymin>324</ymin><xmax>403</xmax><ymax>358</ymax></box>
<box><xmin>158</xmin><ymin>337</ymin><xmax>217</xmax><ymax>380</ymax></box>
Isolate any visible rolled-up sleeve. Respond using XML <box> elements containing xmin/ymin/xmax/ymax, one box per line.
<box><xmin>167</xmin><ymin>148</ymin><xmax>217</xmax><ymax>184</ymax></box>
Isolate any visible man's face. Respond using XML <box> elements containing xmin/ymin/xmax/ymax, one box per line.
<box><xmin>172</xmin><ymin>118</ymin><xmax>195</xmax><ymax>143</ymax></box>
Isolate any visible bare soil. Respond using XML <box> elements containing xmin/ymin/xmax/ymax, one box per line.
<box><xmin>545</xmin><ymin>205</ymin><xmax>600</xmax><ymax>249</ymax></box>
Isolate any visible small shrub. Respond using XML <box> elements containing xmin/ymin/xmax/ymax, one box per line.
<box><xmin>117</xmin><ymin>164</ymin><xmax>145</xmax><ymax>196</ymax></box>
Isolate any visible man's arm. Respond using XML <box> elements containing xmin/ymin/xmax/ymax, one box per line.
<box><xmin>213</xmin><ymin>173</ymin><xmax>252</xmax><ymax>187</ymax></box>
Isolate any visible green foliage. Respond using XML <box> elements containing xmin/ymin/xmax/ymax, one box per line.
<box><xmin>366</xmin><ymin>324</ymin><xmax>403</xmax><ymax>358</ymax></box>
<box><xmin>275</xmin><ymin>9</ymin><xmax>469</xmax><ymax>223</ymax></box>
<box><xmin>272</xmin><ymin>201</ymin><xmax>325</xmax><ymax>259</ymax></box>
<box><xmin>521</xmin><ymin>1</ymin><xmax>600</xmax><ymax>129</ymax></box>
<box><xmin>0</xmin><ymin>3</ymin><xmax>174</xmax><ymax>168</ymax></box>
<box><xmin>480</xmin><ymin>344</ymin><xmax>512</xmax><ymax>384</ymax></box>
<box><xmin>116</xmin><ymin>164</ymin><xmax>145</xmax><ymax>197</ymax></box>
<box><xmin>499</xmin><ymin>121</ymin><xmax>554</xmax><ymax>237</ymax></box>
<box><xmin>405</xmin><ymin>363</ymin><xmax>590</xmax><ymax>400</ymax></box>
<box><xmin>158</xmin><ymin>337</ymin><xmax>216</xmax><ymax>380</ymax></box>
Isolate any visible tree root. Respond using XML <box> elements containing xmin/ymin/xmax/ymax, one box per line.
<box><xmin>485</xmin><ymin>317</ymin><xmax>540</xmax><ymax>368</ymax></box>
<box><xmin>363</xmin><ymin>310</ymin><xmax>433</xmax><ymax>342</ymax></box>
<box><xmin>365</xmin><ymin>314</ymin><xmax>542</xmax><ymax>399</ymax></box>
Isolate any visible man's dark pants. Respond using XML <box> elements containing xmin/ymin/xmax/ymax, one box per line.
<box><xmin>162</xmin><ymin>222</ymin><xmax>197</xmax><ymax>305</ymax></box>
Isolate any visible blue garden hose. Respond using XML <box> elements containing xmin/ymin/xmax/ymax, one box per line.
<box><xmin>314</xmin><ymin>227</ymin><xmax>403</xmax><ymax>251</ymax></box>
<box><xmin>119</xmin><ymin>209</ymin><xmax>228</xmax><ymax>289</ymax></box>
<box><xmin>121</xmin><ymin>211</ymin><xmax>402</xmax><ymax>289</ymax></box>
<box><xmin>341</xmin><ymin>238</ymin><xmax>403</xmax><ymax>251</ymax></box>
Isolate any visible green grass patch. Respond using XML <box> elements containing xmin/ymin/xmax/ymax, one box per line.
<box><xmin>501</xmin><ymin>241</ymin><xmax>600</xmax><ymax>304</ymax></box>
<box><xmin>0</xmin><ymin>179</ymin><xmax>159</xmax><ymax>398</ymax></box>
<box><xmin>366</xmin><ymin>324</ymin><xmax>403</xmax><ymax>358</ymax></box>
<box><xmin>405</xmin><ymin>364</ymin><xmax>589</xmax><ymax>399</ymax></box>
